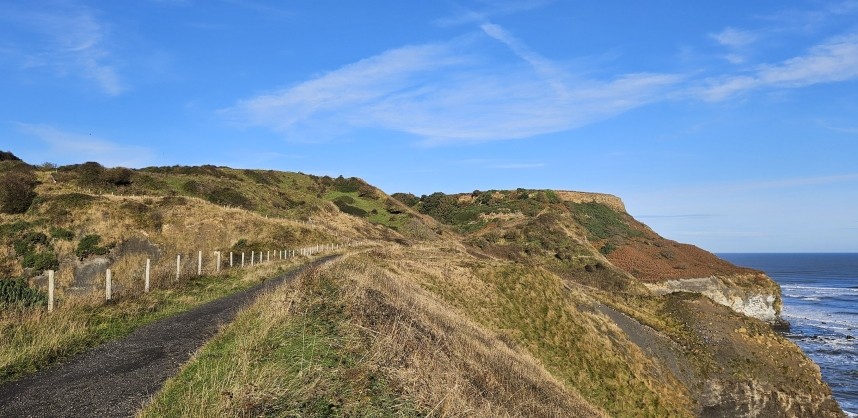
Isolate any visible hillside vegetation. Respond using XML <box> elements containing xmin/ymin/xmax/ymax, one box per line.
<box><xmin>0</xmin><ymin>152</ymin><xmax>845</xmax><ymax>417</ymax></box>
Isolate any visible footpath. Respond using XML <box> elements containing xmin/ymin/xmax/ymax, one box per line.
<box><xmin>0</xmin><ymin>254</ymin><xmax>339</xmax><ymax>418</ymax></box>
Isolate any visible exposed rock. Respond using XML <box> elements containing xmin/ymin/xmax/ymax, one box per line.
<box><xmin>645</xmin><ymin>274</ymin><xmax>783</xmax><ymax>324</ymax></box>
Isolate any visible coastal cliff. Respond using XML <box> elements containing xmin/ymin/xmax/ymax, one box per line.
<box><xmin>0</xmin><ymin>157</ymin><xmax>845</xmax><ymax>417</ymax></box>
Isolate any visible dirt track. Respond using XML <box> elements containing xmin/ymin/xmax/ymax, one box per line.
<box><xmin>0</xmin><ymin>255</ymin><xmax>338</xmax><ymax>418</ymax></box>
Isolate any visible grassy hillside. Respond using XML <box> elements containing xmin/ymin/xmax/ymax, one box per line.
<box><xmin>0</xmin><ymin>153</ymin><xmax>845</xmax><ymax>417</ymax></box>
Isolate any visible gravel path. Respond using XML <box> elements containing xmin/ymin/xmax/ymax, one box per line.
<box><xmin>0</xmin><ymin>255</ymin><xmax>339</xmax><ymax>418</ymax></box>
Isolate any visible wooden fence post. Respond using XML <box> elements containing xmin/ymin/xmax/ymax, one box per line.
<box><xmin>241</xmin><ymin>252</ymin><xmax>245</xmax><ymax>267</ymax></box>
<box><xmin>145</xmin><ymin>259</ymin><xmax>150</xmax><ymax>293</ymax></box>
<box><xmin>176</xmin><ymin>254</ymin><xmax>181</xmax><ymax>281</ymax></box>
<box><xmin>251</xmin><ymin>251</ymin><xmax>255</xmax><ymax>266</ymax></box>
<box><xmin>230</xmin><ymin>252</ymin><xmax>234</xmax><ymax>268</ymax></box>
<box><xmin>106</xmin><ymin>269</ymin><xmax>112</xmax><ymax>301</ymax></box>
<box><xmin>197</xmin><ymin>251</ymin><xmax>202</xmax><ymax>275</ymax></box>
<box><xmin>267</xmin><ymin>250</ymin><xmax>270</xmax><ymax>263</ymax></box>
<box><xmin>48</xmin><ymin>270</ymin><xmax>55</xmax><ymax>312</ymax></box>
<box><xmin>216</xmin><ymin>251</ymin><xmax>221</xmax><ymax>273</ymax></box>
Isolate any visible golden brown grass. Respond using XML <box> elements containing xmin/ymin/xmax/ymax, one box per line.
<box><xmin>140</xmin><ymin>251</ymin><xmax>611</xmax><ymax>417</ymax></box>
<box><xmin>0</xmin><ymin>258</ymin><xmax>303</xmax><ymax>383</ymax></box>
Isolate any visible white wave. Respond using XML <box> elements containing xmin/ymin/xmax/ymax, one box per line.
<box><xmin>781</xmin><ymin>284</ymin><xmax>858</xmax><ymax>294</ymax></box>
<box><xmin>782</xmin><ymin>307</ymin><xmax>857</xmax><ymax>331</ymax></box>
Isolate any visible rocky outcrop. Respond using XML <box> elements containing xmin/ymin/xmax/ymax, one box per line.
<box><xmin>554</xmin><ymin>190</ymin><xmax>626</xmax><ymax>212</ymax></box>
<box><xmin>645</xmin><ymin>273</ymin><xmax>783</xmax><ymax>324</ymax></box>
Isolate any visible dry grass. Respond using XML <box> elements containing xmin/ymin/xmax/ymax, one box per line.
<box><xmin>370</xmin><ymin>244</ymin><xmax>694</xmax><ymax>418</ymax></box>
<box><xmin>140</xmin><ymin>252</ymin><xmax>611</xmax><ymax>417</ymax></box>
<box><xmin>0</xmin><ymin>258</ymin><xmax>303</xmax><ymax>383</ymax></box>
<box><xmin>140</xmin><ymin>243</ymin><xmax>700</xmax><ymax>417</ymax></box>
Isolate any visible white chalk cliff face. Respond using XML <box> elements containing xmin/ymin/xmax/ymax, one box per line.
<box><xmin>644</xmin><ymin>274</ymin><xmax>781</xmax><ymax>323</ymax></box>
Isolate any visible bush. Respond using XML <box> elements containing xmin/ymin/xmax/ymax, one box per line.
<box><xmin>22</xmin><ymin>251</ymin><xmax>58</xmax><ymax>272</ymax></box>
<box><xmin>391</xmin><ymin>193</ymin><xmax>419</xmax><ymax>207</ymax></box>
<box><xmin>600</xmin><ymin>242</ymin><xmax>617</xmax><ymax>255</ymax></box>
<box><xmin>231</xmin><ymin>238</ymin><xmax>264</xmax><ymax>254</ymax></box>
<box><xmin>0</xmin><ymin>278</ymin><xmax>47</xmax><ymax>308</ymax></box>
<box><xmin>0</xmin><ymin>151</ymin><xmax>22</xmax><ymax>162</ymax></box>
<box><xmin>50</xmin><ymin>227</ymin><xmax>74</xmax><ymax>240</ymax></box>
<box><xmin>76</xmin><ymin>234</ymin><xmax>110</xmax><ymax>259</ymax></box>
<box><xmin>13</xmin><ymin>232</ymin><xmax>49</xmax><ymax>256</ymax></box>
<box><xmin>75</xmin><ymin>161</ymin><xmax>107</xmax><ymax>188</ymax></box>
<box><xmin>106</xmin><ymin>167</ymin><xmax>133</xmax><ymax>186</ymax></box>
<box><xmin>0</xmin><ymin>169</ymin><xmax>37</xmax><ymax>214</ymax></box>
<box><xmin>206</xmin><ymin>187</ymin><xmax>252</xmax><ymax>209</ymax></box>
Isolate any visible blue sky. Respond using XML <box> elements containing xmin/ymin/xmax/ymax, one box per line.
<box><xmin>2</xmin><ymin>0</ymin><xmax>857</xmax><ymax>252</ymax></box>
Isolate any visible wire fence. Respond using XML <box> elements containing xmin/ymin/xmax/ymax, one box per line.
<box><xmin>43</xmin><ymin>241</ymin><xmax>363</xmax><ymax>312</ymax></box>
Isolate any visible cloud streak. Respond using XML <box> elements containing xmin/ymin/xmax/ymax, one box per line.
<box><xmin>1</xmin><ymin>5</ymin><xmax>123</xmax><ymax>96</ymax></box>
<box><xmin>699</xmin><ymin>33</ymin><xmax>858</xmax><ymax>100</ymax></box>
<box><xmin>224</xmin><ymin>28</ymin><xmax>682</xmax><ymax>144</ymax></box>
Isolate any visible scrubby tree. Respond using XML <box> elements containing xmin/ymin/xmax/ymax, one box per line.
<box><xmin>0</xmin><ymin>153</ymin><xmax>37</xmax><ymax>214</ymax></box>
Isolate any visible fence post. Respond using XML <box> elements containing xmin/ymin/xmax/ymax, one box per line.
<box><xmin>230</xmin><ymin>252</ymin><xmax>234</xmax><ymax>268</ymax></box>
<box><xmin>106</xmin><ymin>269</ymin><xmax>112</xmax><ymax>301</ymax></box>
<box><xmin>241</xmin><ymin>252</ymin><xmax>245</xmax><ymax>267</ymax></box>
<box><xmin>145</xmin><ymin>259</ymin><xmax>150</xmax><ymax>293</ymax></box>
<box><xmin>176</xmin><ymin>254</ymin><xmax>181</xmax><ymax>281</ymax></box>
<box><xmin>216</xmin><ymin>251</ymin><xmax>221</xmax><ymax>273</ymax></box>
<box><xmin>251</xmin><ymin>251</ymin><xmax>255</xmax><ymax>266</ymax></box>
<box><xmin>48</xmin><ymin>270</ymin><xmax>55</xmax><ymax>312</ymax></box>
<box><xmin>198</xmin><ymin>251</ymin><xmax>202</xmax><ymax>275</ymax></box>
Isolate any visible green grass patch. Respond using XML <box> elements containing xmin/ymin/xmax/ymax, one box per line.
<box><xmin>0</xmin><ymin>266</ymin><xmax>288</xmax><ymax>384</ymax></box>
<box><xmin>325</xmin><ymin>191</ymin><xmax>409</xmax><ymax>230</ymax></box>
<box><xmin>140</xmin><ymin>271</ymin><xmax>418</xmax><ymax>417</ymax></box>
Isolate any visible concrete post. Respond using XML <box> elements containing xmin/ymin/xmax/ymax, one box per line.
<box><xmin>241</xmin><ymin>252</ymin><xmax>245</xmax><ymax>267</ymax></box>
<box><xmin>216</xmin><ymin>251</ymin><xmax>221</xmax><ymax>273</ymax></box>
<box><xmin>176</xmin><ymin>254</ymin><xmax>181</xmax><ymax>281</ymax></box>
<box><xmin>251</xmin><ymin>251</ymin><xmax>255</xmax><ymax>266</ymax></box>
<box><xmin>145</xmin><ymin>259</ymin><xmax>150</xmax><ymax>293</ymax></box>
<box><xmin>48</xmin><ymin>270</ymin><xmax>55</xmax><ymax>312</ymax></box>
<box><xmin>197</xmin><ymin>251</ymin><xmax>202</xmax><ymax>275</ymax></box>
<box><xmin>230</xmin><ymin>252</ymin><xmax>234</xmax><ymax>267</ymax></box>
<box><xmin>105</xmin><ymin>269</ymin><xmax>112</xmax><ymax>301</ymax></box>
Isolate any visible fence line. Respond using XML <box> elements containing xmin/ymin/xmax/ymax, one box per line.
<box><xmin>41</xmin><ymin>240</ymin><xmax>365</xmax><ymax>312</ymax></box>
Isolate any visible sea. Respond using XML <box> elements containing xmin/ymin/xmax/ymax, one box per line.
<box><xmin>719</xmin><ymin>253</ymin><xmax>858</xmax><ymax>416</ymax></box>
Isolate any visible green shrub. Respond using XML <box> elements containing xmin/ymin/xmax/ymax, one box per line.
<box><xmin>74</xmin><ymin>161</ymin><xmax>108</xmax><ymax>188</ymax></box>
<box><xmin>13</xmin><ymin>232</ymin><xmax>49</xmax><ymax>256</ymax></box>
<box><xmin>106</xmin><ymin>167</ymin><xmax>133</xmax><ymax>186</ymax></box>
<box><xmin>50</xmin><ymin>227</ymin><xmax>74</xmax><ymax>241</ymax></box>
<box><xmin>22</xmin><ymin>251</ymin><xmax>59</xmax><ymax>272</ymax></box>
<box><xmin>181</xmin><ymin>180</ymin><xmax>202</xmax><ymax>194</ymax></box>
<box><xmin>0</xmin><ymin>278</ymin><xmax>47</xmax><ymax>308</ymax></box>
<box><xmin>568</xmin><ymin>202</ymin><xmax>641</xmax><ymax>240</ymax></box>
<box><xmin>230</xmin><ymin>238</ymin><xmax>264</xmax><ymax>254</ymax></box>
<box><xmin>600</xmin><ymin>242</ymin><xmax>617</xmax><ymax>255</ymax></box>
<box><xmin>0</xmin><ymin>151</ymin><xmax>22</xmax><ymax>162</ymax></box>
<box><xmin>76</xmin><ymin>234</ymin><xmax>110</xmax><ymax>259</ymax></box>
<box><xmin>206</xmin><ymin>187</ymin><xmax>252</xmax><ymax>209</ymax></box>
<box><xmin>391</xmin><ymin>192</ymin><xmax>419</xmax><ymax>207</ymax></box>
<box><xmin>0</xmin><ymin>169</ymin><xmax>37</xmax><ymax>214</ymax></box>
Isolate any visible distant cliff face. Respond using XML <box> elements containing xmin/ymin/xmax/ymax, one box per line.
<box><xmin>553</xmin><ymin>190</ymin><xmax>627</xmax><ymax>212</ymax></box>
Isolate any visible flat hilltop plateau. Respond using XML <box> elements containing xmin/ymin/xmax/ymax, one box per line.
<box><xmin>0</xmin><ymin>151</ymin><xmax>846</xmax><ymax>417</ymax></box>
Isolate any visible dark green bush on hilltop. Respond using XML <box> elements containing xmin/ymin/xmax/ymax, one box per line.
<box><xmin>0</xmin><ymin>158</ymin><xmax>38</xmax><ymax>214</ymax></box>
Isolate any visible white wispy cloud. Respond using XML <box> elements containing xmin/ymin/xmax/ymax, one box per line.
<box><xmin>14</xmin><ymin>123</ymin><xmax>154</xmax><ymax>167</ymax></box>
<box><xmin>434</xmin><ymin>0</ymin><xmax>554</xmax><ymax>26</ymax></box>
<box><xmin>698</xmin><ymin>33</ymin><xmax>858</xmax><ymax>100</ymax></box>
<box><xmin>1</xmin><ymin>4</ymin><xmax>123</xmax><ymax>96</ymax></box>
<box><xmin>224</xmin><ymin>28</ymin><xmax>682</xmax><ymax>144</ymax></box>
<box><xmin>710</xmin><ymin>27</ymin><xmax>756</xmax><ymax>48</ymax></box>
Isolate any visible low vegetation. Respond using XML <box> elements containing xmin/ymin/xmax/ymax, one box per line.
<box><xmin>0</xmin><ymin>152</ymin><xmax>844</xmax><ymax>417</ymax></box>
<box><xmin>0</xmin><ymin>262</ymin><xmax>298</xmax><ymax>383</ymax></box>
